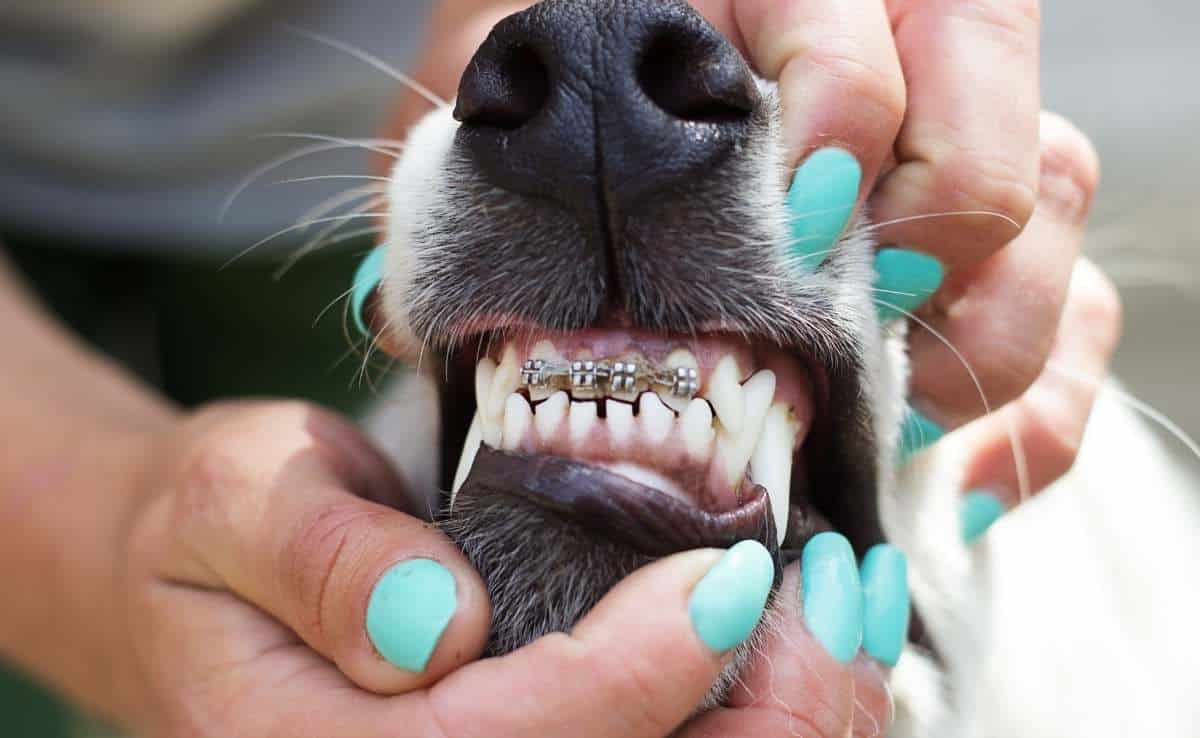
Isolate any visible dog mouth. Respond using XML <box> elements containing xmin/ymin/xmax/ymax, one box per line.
<box><xmin>437</xmin><ymin>325</ymin><xmax>833</xmax><ymax>557</ymax></box>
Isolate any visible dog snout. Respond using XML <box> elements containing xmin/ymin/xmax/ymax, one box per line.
<box><xmin>453</xmin><ymin>0</ymin><xmax>760</xmax><ymax>221</ymax></box>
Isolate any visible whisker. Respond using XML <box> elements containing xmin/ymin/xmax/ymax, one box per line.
<box><xmin>851</xmin><ymin>210</ymin><xmax>1022</xmax><ymax>234</ymax></box>
<box><xmin>275</xmin><ymin>226</ymin><xmax>388</xmax><ymax>281</ymax></box>
<box><xmin>274</xmin><ymin>174</ymin><xmax>392</xmax><ymax>186</ymax></box>
<box><xmin>281</xmin><ymin>24</ymin><xmax>448</xmax><ymax>108</ymax></box>
<box><xmin>295</xmin><ymin>187</ymin><xmax>386</xmax><ymax>234</ymax></box>
<box><xmin>221</xmin><ymin>140</ymin><xmax>384</xmax><ymax>221</ymax></box>
<box><xmin>254</xmin><ymin>132</ymin><xmax>405</xmax><ymax>159</ymax></box>
<box><xmin>223</xmin><ymin>213</ymin><xmax>385</xmax><ymax>269</ymax></box>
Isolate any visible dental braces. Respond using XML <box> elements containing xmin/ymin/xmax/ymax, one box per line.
<box><xmin>521</xmin><ymin>358</ymin><xmax>700</xmax><ymax>400</ymax></box>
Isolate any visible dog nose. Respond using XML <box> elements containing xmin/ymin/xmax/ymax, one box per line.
<box><xmin>453</xmin><ymin>0</ymin><xmax>759</xmax><ymax>222</ymax></box>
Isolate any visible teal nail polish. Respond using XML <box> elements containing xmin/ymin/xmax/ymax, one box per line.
<box><xmin>366</xmin><ymin>559</ymin><xmax>457</xmax><ymax>672</ymax></box>
<box><xmin>689</xmin><ymin>540</ymin><xmax>775</xmax><ymax>653</ymax></box>
<box><xmin>350</xmin><ymin>247</ymin><xmax>387</xmax><ymax>337</ymax></box>
<box><xmin>898</xmin><ymin>406</ymin><xmax>945</xmax><ymax>465</ymax></box>
<box><xmin>801</xmin><ymin>532</ymin><xmax>864</xmax><ymax>663</ymax></box>
<box><xmin>874</xmin><ymin>248</ymin><xmax>945</xmax><ymax>322</ymax></box>
<box><xmin>787</xmin><ymin>148</ymin><xmax>862</xmax><ymax>268</ymax></box>
<box><xmin>961</xmin><ymin>490</ymin><xmax>1006</xmax><ymax>543</ymax></box>
<box><xmin>860</xmin><ymin>545</ymin><xmax>910</xmax><ymax>667</ymax></box>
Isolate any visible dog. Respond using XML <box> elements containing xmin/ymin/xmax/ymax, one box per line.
<box><xmin>356</xmin><ymin>1</ymin><xmax>1200</xmax><ymax>734</ymax></box>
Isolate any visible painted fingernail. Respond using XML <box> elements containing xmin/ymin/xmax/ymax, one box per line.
<box><xmin>786</xmin><ymin>147</ymin><xmax>861</xmax><ymax>268</ymax></box>
<box><xmin>801</xmin><ymin>532</ymin><xmax>864</xmax><ymax>663</ymax></box>
<box><xmin>366</xmin><ymin>559</ymin><xmax>457</xmax><ymax>673</ymax></box>
<box><xmin>350</xmin><ymin>247</ymin><xmax>387</xmax><ymax>337</ymax></box>
<box><xmin>874</xmin><ymin>248</ymin><xmax>945</xmax><ymax>321</ymax></box>
<box><xmin>689</xmin><ymin>540</ymin><xmax>775</xmax><ymax>653</ymax></box>
<box><xmin>860</xmin><ymin>544</ymin><xmax>910</xmax><ymax>667</ymax></box>
<box><xmin>961</xmin><ymin>490</ymin><xmax>1006</xmax><ymax>544</ymax></box>
<box><xmin>898</xmin><ymin>406</ymin><xmax>945</xmax><ymax>465</ymax></box>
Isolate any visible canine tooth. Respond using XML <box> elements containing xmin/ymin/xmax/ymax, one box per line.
<box><xmin>705</xmin><ymin>355</ymin><xmax>745</xmax><ymax>435</ymax></box>
<box><xmin>488</xmin><ymin>346</ymin><xmax>521</xmax><ymax>423</ymax></box>
<box><xmin>681</xmin><ymin>398</ymin><xmax>715</xmax><ymax>461</ymax></box>
<box><xmin>607</xmin><ymin>400</ymin><xmax>635</xmax><ymax>446</ymax></box>
<box><xmin>719</xmin><ymin>369</ymin><xmax>776</xmax><ymax>485</ymax></box>
<box><xmin>476</xmin><ymin>357</ymin><xmax>496</xmax><ymax>417</ymax></box>
<box><xmin>639</xmin><ymin>392</ymin><xmax>674</xmax><ymax>443</ymax></box>
<box><xmin>451</xmin><ymin>413</ymin><xmax>484</xmax><ymax>506</ymax></box>
<box><xmin>569</xmin><ymin>401</ymin><xmax>598</xmax><ymax>446</ymax></box>
<box><xmin>662</xmin><ymin>348</ymin><xmax>700</xmax><ymax>412</ymax></box>
<box><xmin>535</xmin><ymin>391</ymin><xmax>569</xmax><ymax>441</ymax></box>
<box><xmin>750</xmin><ymin>403</ymin><xmax>799</xmax><ymax>540</ymax></box>
<box><xmin>503</xmin><ymin>393</ymin><xmax>532</xmax><ymax>451</ymax></box>
<box><xmin>476</xmin><ymin>357</ymin><xmax>503</xmax><ymax>448</ymax></box>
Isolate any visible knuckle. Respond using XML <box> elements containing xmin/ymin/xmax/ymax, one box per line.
<box><xmin>1038</xmin><ymin>112</ymin><xmax>1101</xmax><ymax>223</ymax></box>
<box><xmin>1023</xmin><ymin>399</ymin><xmax>1086</xmax><ymax>479</ymax></box>
<box><xmin>280</xmin><ymin>503</ymin><xmax>382</xmax><ymax>647</ymax></box>
<box><xmin>933</xmin><ymin>145</ymin><xmax>1039</xmax><ymax>243</ymax></box>
<box><xmin>802</xmin><ymin>48</ymin><xmax>906</xmax><ymax>127</ymax></box>
<box><xmin>1069</xmin><ymin>260</ymin><xmax>1124</xmax><ymax>353</ymax></box>
<box><xmin>958</xmin><ymin>0</ymin><xmax>1040</xmax><ymax>48</ymax></box>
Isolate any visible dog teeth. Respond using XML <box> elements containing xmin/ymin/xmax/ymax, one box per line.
<box><xmin>489</xmin><ymin>346</ymin><xmax>522</xmax><ymax>425</ymax></box>
<box><xmin>704</xmin><ymin>355</ymin><xmax>745</xmax><ymax>435</ymax></box>
<box><xmin>451</xmin><ymin>413</ymin><xmax>484</xmax><ymax>505</ymax></box>
<box><xmin>662</xmin><ymin>348</ymin><xmax>699</xmax><ymax>412</ymax></box>
<box><xmin>527</xmin><ymin>341</ymin><xmax>561</xmax><ymax>400</ymax></box>
<box><xmin>750</xmin><ymin>403</ymin><xmax>799</xmax><ymax>540</ymax></box>
<box><xmin>475</xmin><ymin>358</ymin><xmax>502</xmax><ymax>447</ymax></box>
<box><xmin>639</xmin><ymin>392</ymin><xmax>674</xmax><ymax>443</ymax></box>
<box><xmin>569</xmin><ymin>400</ymin><xmax>598</xmax><ymax>446</ymax></box>
<box><xmin>535</xmin><ymin>390</ymin><xmax>569</xmax><ymax>441</ymax></box>
<box><xmin>606</xmin><ymin>400</ymin><xmax>635</xmax><ymax>447</ymax></box>
<box><xmin>681</xmin><ymin>398</ymin><xmax>715</xmax><ymax>461</ymax></box>
<box><xmin>503</xmin><ymin>393</ymin><xmax>532</xmax><ymax>451</ymax></box>
<box><xmin>718</xmin><ymin>369</ymin><xmax>776</xmax><ymax>486</ymax></box>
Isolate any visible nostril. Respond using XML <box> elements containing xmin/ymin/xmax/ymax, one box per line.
<box><xmin>455</xmin><ymin>44</ymin><xmax>550</xmax><ymax>130</ymax></box>
<box><xmin>637</xmin><ymin>31</ymin><xmax>757</xmax><ymax>124</ymax></box>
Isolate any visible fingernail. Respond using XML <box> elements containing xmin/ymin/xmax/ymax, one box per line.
<box><xmin>860</xmin><ymin>544</ymin><xmax>910</xmax><ymax>667</ymax></box>
<box><xmin>874</xmin><ymin>248</ymin><xmax>945</xmax><ymax>322</ymax></box>
<box><xmin>350</xmin><ymin>247</ymin><xmax>387</xmax><ymax>337</ymax></box>
<box><xmin>961</xmin><ymin>490</ymin><xmax>1006</xmax><ymax>544</ymax></box>
<box><xmin>898</xmin><ymin>406</ymin><xmax>945</xmax><ymax>465</ymax></box>
<box><xmin>689</xmin><ymin>540</ymin><xmax>775</xmax><ymax>653</ymax></box>
<box><xmin>366</xmin><ymin>559</ymin><xmax>457</xmax><ymax>672</ymax></box>
<box><xmin>786</xmin><ymin>147</ymin><xmax>861</xmax><ymax>268</ymax></box>
<box><xmin>801</xmin><ymin>532</ymin><xmax>864</xmax><ymax>663</ymax></box>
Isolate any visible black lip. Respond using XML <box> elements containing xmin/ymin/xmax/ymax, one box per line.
<box><xmin>458</xmin><ymin>446</ymin><xmax>781</xmax><ymax>561</ymax></box>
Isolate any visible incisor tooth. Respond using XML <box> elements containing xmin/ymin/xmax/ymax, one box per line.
<box><xmin>535</xmin><ymin>391</ymin><xmax>569</xmax><ymax>441</ymax></box>
<box><xmin>705</xmin><ymin>355</ymin><xmax>744</xmax><ymax>435</ymax></box>
<box><xmin>681</xmin><ymin>398</ymin><xmax>715</xmax><ymax>461</ymax></box>
<box><xmin>569</xmin><ymin>401</ymin><xmax>598</xmax><ymax>446</ymax></box>
<box><xmin>662</xmin><ymin>348</ymin><xmax>699</xmax><ymax>412</ymax></box>
<box><xmin>527</xmin><ymin>341</ymin><xmax>560</xmax><ymax>401</ymax></box>
<box><xmin>451</xmin><ymin>413</ymin><xmax>484</xmax><ymax>505</ymax></box>
<box><xmin>503</xmin><ymin>393</ymin><xmax>532</xmax><ymax>450</ymax></box>
<box><xmin>607</xmin><ymin>400</ymin><xmax>635</xmax><ymax>447</ymax></box>
<box><xmin>719</xmin><ymin>369</ymin><xmax>776</xmax><ymax>485</ymax></box>
<box><xmin>488</xmin><ymin>346</ymin><xmax>521</xmax><ymax>423</ymax></box>
<box><xmin>639</xmin><ymin>392</ymin><xmax>674</xmax><ymax>443</ymax></box>
<box><xmin>750</xmin><ymin>403</ymin><xmax>799</xmax><ymax>540</ymax></box>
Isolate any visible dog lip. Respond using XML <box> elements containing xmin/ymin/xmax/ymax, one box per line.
<box><xmin>457</xmin><ymin>446</ymin><xmax>781</xmax><ymax>559</ymax></box>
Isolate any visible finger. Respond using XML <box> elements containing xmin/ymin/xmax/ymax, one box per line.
<box><xmin>693</xmin><ymin>0</ymin><xmax>906</xmax><ymax>177</ymax></box>
<box><xmin>869</xmin><ymin>0</ymin><xmax>1042</xmax><ymax>268</ymax></box>
<box><xmin>428</xmin><ymin>542</ymin><xmax>775</xmax><ymax>738</ymax></box>
<box><xmin>682</xmin><ymin>561</ymin><xmax>895</xmax><ymax>738</ymax></box>
<box><xmin>954</xmin><ymin>258</ymin><xmax>1122</xmax><ymax>533</ymax></box>
<box><xmin>907</xmin><ymin>112</ymin><xmax>1101</xmax><ymax>429</ymax></box>
<box><xmin>155</xmin><ymin>402</ymin><xmax>490</xmax><ymax>695</ymax></box>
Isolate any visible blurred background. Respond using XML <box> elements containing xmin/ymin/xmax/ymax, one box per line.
<box><xmin>0</xmin><ymin>0</ymin><xmax>1198</xmax><ymax>736</ymax></box>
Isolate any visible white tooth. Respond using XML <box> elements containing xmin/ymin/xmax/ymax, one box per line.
<box><xmin>681</xmin><ymin>398</ymin><xmax>715</xmax><ymax>461</ymax></box>
<box><xmin>535</xmin><ymin>391</ymin><xmax>569</xmax><ymax>441</ymax></box>
<box><xmin>750</xmin><ymin>403</ymin><xmax>799</xmax><ymax>540</ymax></box>
<box><xmin>503</xmin><ymin>393</ymin><xmax>532</xmax><ymax>451</ymax></box>
<box><xmin>476</xmin><ymin>358</ymin><xmax>502</xmax><ymax>448</ymax></box>
<box><xmin>662</xmin><ymin>348</ymin><xmax>700</xmax><ymax>413</ymax></box>
<box><xmin>719</xmin><ymin>369</ymin><xmax>776</xmax><ymax>485</ymax></box>
<box><xmin>639</xmin><ymin>392</ymin><xmax>674</xmax><ymax>443</ymax></box>
<box><xmin>488</xmin><ymin>346</ymin><xmax>521</xmax><ymax>423</ymax></box>
<box><xmin>705</xmin><ymin>355</ymin><xmax>744</xmax><ymax>435</ymax></box>
<box><xmin>607</xmin><ymin>400</ymin><xmax>635</xmax><ymax>447</ymax></box>
<box><xmin>451</xmin><ymin>413</ymin><xmax>484</xmax><ymax>507</ymax></box>
<box><xmin>569</xmin><ymin>401</ymin><xmax>598</xmax><ymax>446</ymax></box>
<box><xmin>527</xmin><ymin>341</ymin><xmax>560</xmax><ymax>401</ymax></box>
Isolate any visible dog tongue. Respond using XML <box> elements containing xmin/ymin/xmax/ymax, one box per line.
<box><xmin>456</xmin><ymin>447</ymin><xmax>781</xmax><ymax>561</ymax></box>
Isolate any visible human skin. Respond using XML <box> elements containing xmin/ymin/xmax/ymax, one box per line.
<box><xmin>0</xmin><ymin>0</ymin><xmax>1119</xmax><ymax>734</ymax></box>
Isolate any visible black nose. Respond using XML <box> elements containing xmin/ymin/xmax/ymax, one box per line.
<box><xmin>453</xmin><ymin>0</ymin><xmax>759</xmax><ymax>223</ymax></box>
